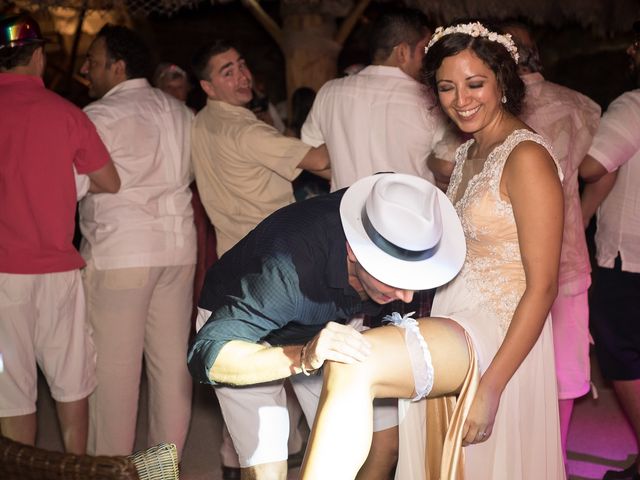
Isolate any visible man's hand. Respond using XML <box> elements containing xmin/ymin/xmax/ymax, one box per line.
<box><xmin>302</xmin><ymin>321</ymin><xmax>372</xmax><ymax>371</ymax></box>
<box><xmin>208</xmin><ymin>322</ymin><xmax>371</xmax><ymax>385</ymax></box>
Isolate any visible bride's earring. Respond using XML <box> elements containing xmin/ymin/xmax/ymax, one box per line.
<box><xmin>501</xmin><ymin>94</ymin><xmax>507</xmax><ymax>104</ymax></box>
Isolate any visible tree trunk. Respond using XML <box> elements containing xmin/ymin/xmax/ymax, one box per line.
<box><xmin>243</xmin><ymin>0</ymin><xmax>370</xmax><ymax>112</ymax></box>
<box><xmin>280</xmin><ymin>12</ymin><xmax>341</xmax><ymax>98</ymax></box>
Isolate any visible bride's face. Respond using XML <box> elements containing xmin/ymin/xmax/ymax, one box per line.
<box><xmin>435</xmin><ymin>48</ymin><xmax>503</xmax><ymax>135</ymax></box>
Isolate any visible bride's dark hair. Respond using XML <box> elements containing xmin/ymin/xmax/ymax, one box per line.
<box><xmin>422</xmin><ymin>27</ymin><xmax>525</xmax><ymax>116</ymax></box>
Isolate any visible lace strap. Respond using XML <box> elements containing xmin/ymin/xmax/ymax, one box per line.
<box><xmin>448</xmin><ymin>138</ymin><xmax>475</xmax><ymax>202</ymax></box>
<box><xmin>493</xmin><ymin>129</ymin><xmax>564</xmax><ymax>182</ymax></box>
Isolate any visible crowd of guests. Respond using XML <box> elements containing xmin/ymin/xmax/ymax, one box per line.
<box><xmin>0</xmin><ymin>7</ymin><xmax>638</xmax><ymax>480</ymax></box>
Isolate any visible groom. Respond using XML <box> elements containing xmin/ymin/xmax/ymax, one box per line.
<box><xmin>188</xmin><ymin>173</ymin><xmax>465</xmax><ymax>480</ymax></box>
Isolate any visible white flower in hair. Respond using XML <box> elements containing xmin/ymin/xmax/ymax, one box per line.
<box><xmin>425</xmin><ymin>21</ymin><xmax>520</xmax><ymax>64</ymax></box>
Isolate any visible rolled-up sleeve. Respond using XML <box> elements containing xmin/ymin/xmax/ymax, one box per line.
<box><xmin>187</xmin><ymin>255</ymin><xmax>299</xmax><ymax>384</ymax></box>
<box><xmin>588</xmin><ymin>92</ymin><xmax>640</xmax><ymax>172</ymax></box>
<box><xmin>300</xmin><ymin>87</ymin><xmax>326</xmax><ymax>148</ymax></box>
<box><xmin>239</xmin><ymin>122</ymin><xmax>309</xmax><ymax>182</ymax></box>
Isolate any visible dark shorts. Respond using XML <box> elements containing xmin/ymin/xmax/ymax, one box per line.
<box><xmin>590</xmin><ymin>256</ymin><xmax>640</xmax><ymax>381</ymax></box>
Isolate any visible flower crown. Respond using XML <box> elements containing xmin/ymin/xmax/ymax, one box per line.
<box><xmin>425</xmin><ymin>22</ymin><xmax>519</xmax><ymax>64</ymax></box>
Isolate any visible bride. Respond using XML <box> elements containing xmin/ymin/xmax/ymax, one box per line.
<box><xmin>299</xmin><ymin>22</ymin><xmax>566</xmax><ymax>479</ymax></box>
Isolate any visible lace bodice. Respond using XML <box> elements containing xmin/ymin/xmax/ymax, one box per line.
<box><xmin>447</xmin><ymin>129</ymin><xmax>561</xmax><ymax>337</ymax></box>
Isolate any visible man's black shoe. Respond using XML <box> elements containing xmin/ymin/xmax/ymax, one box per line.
<box><xmin>603</xmin><ymin>463</ymin><xmax>640</xmax><ymax>480</ymax></box>
<box><xmin>288</xmin><ymin>447</ymin><xmax>306</xmax><ymax>469</ymax></box>
<box><xmin>222</xmin><ymin>466</ymin><xmax>241</xmax><ymax>480</ymax></box>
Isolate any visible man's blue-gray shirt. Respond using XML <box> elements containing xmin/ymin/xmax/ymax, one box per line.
<box><xmin>188</xmin><ymin>190</ymin><xmax>381</xmax><ymax>385</ymax></box>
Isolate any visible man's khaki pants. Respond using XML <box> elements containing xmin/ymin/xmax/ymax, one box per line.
<box><xmin>83</xmin><ymin>263</ymin><xmax>195</xmax><ymax>458</ymax></box>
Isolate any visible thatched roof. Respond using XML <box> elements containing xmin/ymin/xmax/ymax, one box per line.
<box><xmin>3</xmin><ymin>0</ymin><xmax>639</xmax><ymax>33</ymax></box>
<box><xmin>408</xmin><ymin>0</ymin><xmax>640</xmax><ymax>34</ymax></box>
<box><xmin>2</xmin><ymin>0</ymin><xmax>215</xmax><ymax>17</ymax></box>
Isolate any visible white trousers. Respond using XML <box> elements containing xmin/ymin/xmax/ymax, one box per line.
<box><xmin>83</xmin><ymin>263</ymin><xmax>195</xmax><ymax>458</ymax></box>
<box><xmin>215</xmin><ymin>373</ymin><xmax>398</xmax><ymax>467</ymax></box>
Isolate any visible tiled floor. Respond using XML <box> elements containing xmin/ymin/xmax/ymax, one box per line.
<box><xmin>34</xmin><ymin>352</ymin><xmax>637</xmax><ymax>479</ymax></box>
<box><xmin>565</xmin><ymin>368</ymin><xmax>637</xmax><ymax>480</ymax></box>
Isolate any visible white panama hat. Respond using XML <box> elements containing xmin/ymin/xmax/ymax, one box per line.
<box><xmin>340</xmin><ymin>173</ymin><xmax>466</xmax><ymax>291</ymax></box>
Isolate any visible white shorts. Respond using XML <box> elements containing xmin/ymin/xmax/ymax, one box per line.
<box><xmin>215</xmin><ymin>373</ymin><xmax>398</xmax><ymax>467</ymax></box>
<box><xmin>0</xmin><ymin>271</ymin><xmax>97</xmax><ymax>416</ymax></box>
<box><xmin>551</xmin><ymin>289</ymin><xmax>591</xmax><ymax>399</ymax></box>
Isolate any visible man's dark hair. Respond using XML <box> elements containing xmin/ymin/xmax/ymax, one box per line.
<box><xmin>192</xmin><ymin>39</ymin><xmax>238</xmax><ymax>81</ymax></box>
<box><xmin>289</xmin><ymin>86</ymin><xmax>316</xmax><ymax>137</ymax></box>
<box><xmin>96</xmin><ymin>24</ymin><xmax>152</xmax><ymax>80</ymax></box>
<box><xmin>369</xmin><ymin>7</ymin><xmax>430</xmax><ymax>63</ymax></box>
<box><xmin>0</xmin><ymin>43</ymin><xmax>41</xmax><ymax>71</ymax></box>
<box><xmin>499</xmin><ymin>20</ymin><xmax>543</xmax><ymax>73</ymax></box>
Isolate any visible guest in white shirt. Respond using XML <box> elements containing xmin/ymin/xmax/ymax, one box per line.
<box><xmin>78</xmin><ymin>24</ymin><xmax>196</xmax><ymax>459</ymax></box>
<box><xmin>301</xmin><ymin>7</ymin><xmax>446</xmax><ymax>190</ymax></box>
<box><xmin>579</xmin><ymin>22</ymin><xmax>640</xmax><ymax>480</ymax></box>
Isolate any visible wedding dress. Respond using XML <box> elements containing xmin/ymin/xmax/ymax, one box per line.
<box><xmin>396</xmin><ymin>129</ymin><xmax>567</xmax><ymax>480</ymax></box>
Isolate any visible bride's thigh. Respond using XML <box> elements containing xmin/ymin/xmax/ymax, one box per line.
<box><xmin>360</xmin><ymin>317</ymin><xmax>470</xmax><ymax>399</ymax></box>
<box><xmin>359</xmin><ymin>324</ymin><xmax>416</xmax><ymax>399</ymax></box>
<box><xmin>419</xmin><ymin>317</ymin><xmax>470</xmax><ymax>397</ymax></box>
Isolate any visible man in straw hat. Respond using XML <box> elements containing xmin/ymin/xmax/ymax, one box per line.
<box><xmin>0</xmin><ymin>13</ymin><xmax>120</xmax><ymax>453</ymax></box>
<box><xmin>188</xmin><ymin>172</ymin><xmax>465</xmax><ymax>480</ymax></box>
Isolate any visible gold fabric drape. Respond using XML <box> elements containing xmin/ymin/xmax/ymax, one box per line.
<box><xmin>396</xmin><ymin>333</ymin><xmax>479</xmax><ymax>480</ymax></box>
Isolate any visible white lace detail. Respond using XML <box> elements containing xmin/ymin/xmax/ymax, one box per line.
<box><xmin>447</xmin><ymin>129</ymin><xmax>561</xmax><ymax>338</ymax></box>
<box><xmin>383</xmin><ymin>311</ymin><xmax>434</xmax><ymax>400</ymax></box>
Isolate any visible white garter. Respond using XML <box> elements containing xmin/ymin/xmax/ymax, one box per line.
<box><xmin>383</xmin><ymin>311</ymin><xmax>434</xmax><ymax>401</ymax></box>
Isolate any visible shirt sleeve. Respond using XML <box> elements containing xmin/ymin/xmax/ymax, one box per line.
<box><xmin>300</xmin><ymin>87</ymin><xmax>326</xmax><ymax>148</ymax></box>
<box><xmin>569</xmin><ymin>96</ymin><xmax>601</xmax><ymax>167</ymax></box>
<box><xmin>73</xmin><ymin>108</ymin><xmax>111</xmax><ymax>175</ymax></box>
<box><xmin>75</xmin><ymin>166</ymin><xmax>90</xmax><ymax>201</ymax></box>
<box><xmin>432</xmin><ymin>126</ymin><xmax>466</xmax><ymax>164</ymax></box>
<box><xmin>238</xmin><ymin>121</ymin><xmax>309</xmax><ymax>181</ymax></box>
<box><xmin>588</xmin><ymin>92</ymin><xmax>640</xmax><ymax>172</ymax></box>
<box><xmin>187</xmin><ymin>255</ymin><xmax>300</xmax><ymax>385</ymax></box>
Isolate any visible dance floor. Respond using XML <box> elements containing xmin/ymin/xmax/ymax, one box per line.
<box><xmin>34</xmin><ymin>351</ymin><xmax>635</xmax><ymax>479</ymax></box>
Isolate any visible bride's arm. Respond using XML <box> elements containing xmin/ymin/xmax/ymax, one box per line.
<box><xmin>461</xmin><ymin>140</ymin><xmax>564</xmax><ymax>445</ymax></box>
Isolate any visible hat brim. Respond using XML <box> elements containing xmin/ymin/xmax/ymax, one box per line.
<box><xmin>0</xmin><ymin>38</ymin><xmax>46</xmax><ymax>50</ymax></box>
<box><xmin>340</xmin><ymin>173</ymin><xmax>466</xmax><ymax>291</ymax></box>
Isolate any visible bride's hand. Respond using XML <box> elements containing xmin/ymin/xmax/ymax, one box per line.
<box><xmin>461</xmin><ymin>383</ymin><xmax>501</xmax><ymax>446</ymax></box>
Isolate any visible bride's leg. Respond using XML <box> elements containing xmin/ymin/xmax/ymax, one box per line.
<box><xmin>300</xmin><ymin>317</ymin><xmax>470</xmax><ymax>480</ymax></box>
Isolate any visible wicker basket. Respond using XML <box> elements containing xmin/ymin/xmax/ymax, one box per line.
<box><xmin>0</xmin><ymin>435</ymin><xmax>139</xmax><ymax>480</ymax></box>
<box><xmin>127</xmin><ymin>443</ymin><xmax>179</xmax><ymax>480</ymax></box>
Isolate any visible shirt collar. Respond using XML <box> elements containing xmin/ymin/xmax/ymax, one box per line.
<box><xmin>0</xmin><ymin>72</ymin><xmax>44</xmax><ymax>87</ymax></box>
<box><xmin>206</xmin><ymin>98</ymin><xmax>257</xmax><ymax>119</ymax></box>
<box><xmin>520</xmin><ymin>72</ymin><xmax>545</xmax><ymax>86</ymax></box>
<box><xmin>103</xmin><ymin>77</ymin><xmax>150</xmax><ymax>99</ymax></box>
<box><xmin>359</xmin><ymin>64</ymin><xmax>415</xmax><ymax>81</ymax></box>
